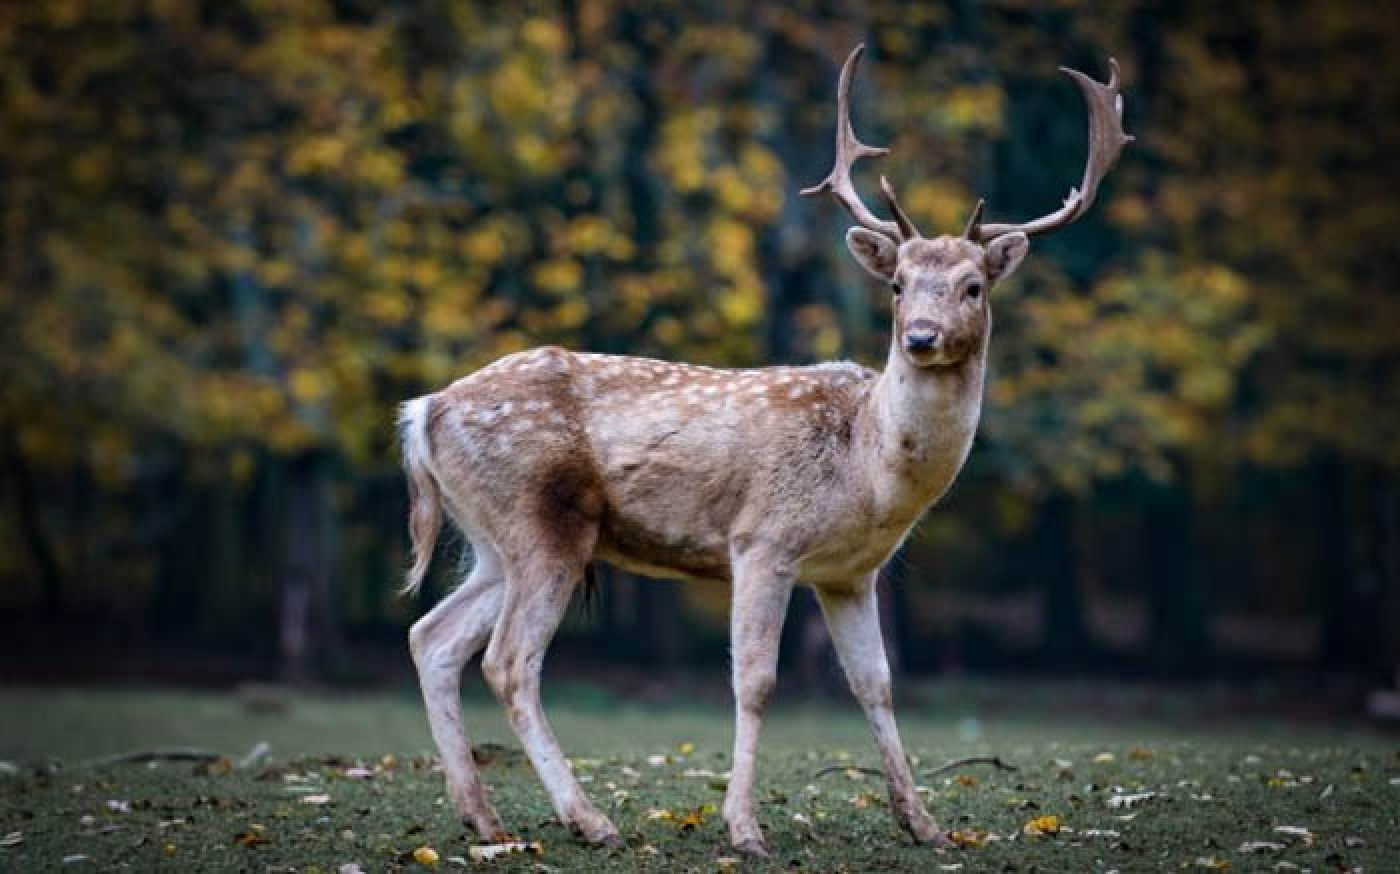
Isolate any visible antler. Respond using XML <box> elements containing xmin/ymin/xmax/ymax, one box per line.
<box><xmin>966</xmin><ymin>58</ymin><xmax>1134</xmax><ymax>242</ymax></box>
<box><xmin>801</xmin><ymin>44</ymin><xmax>919</xmax><ymax>242</ymax></box>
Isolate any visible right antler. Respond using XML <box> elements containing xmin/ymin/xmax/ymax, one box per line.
<box><xmin>965</xmin><ymin>59</ymin><xmax>1134</xmax><ymax>242</ymax></box>
<box><xmin>801</xmin><ymin>44</ymin><xmax>920</xmax><ymax>243</ymax></box>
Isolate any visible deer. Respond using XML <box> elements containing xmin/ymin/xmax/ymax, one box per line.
<box><xmin>400</xmin><ymin>44</ymin><xmax>1131</xmax><ymax>856</ymax></box>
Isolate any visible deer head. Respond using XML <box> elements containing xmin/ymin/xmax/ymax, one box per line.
<box><xmin>802</xmin><ymin>44</ymin><xmax>1133</xmax><ymax>370</ymax></box>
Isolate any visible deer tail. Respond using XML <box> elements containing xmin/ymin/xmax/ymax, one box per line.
<box><xmin>398</xmin><ymin>395</ymin><xmax>442</xmax><ymax>596</ymax></box>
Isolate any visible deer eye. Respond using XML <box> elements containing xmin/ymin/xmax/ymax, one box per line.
<box><xmin>966</xmin><ymin>281</ymin><xmax>984</xmax><ymax>300</ymax></box>
<box><xmin>891</xmin><ymin>281</ymin><xmax>903</xmax><ymax>295</ymax></box>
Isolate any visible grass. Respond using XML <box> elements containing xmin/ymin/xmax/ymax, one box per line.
<box><xmin>0</xmin><ymin>683</ymin><xmax>1396</xmax><ymax>872</ymax></box>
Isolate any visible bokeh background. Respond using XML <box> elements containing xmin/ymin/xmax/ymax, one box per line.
<box><xmin>2</xmin><ymin>0</ymin><xmax>1398</xmax><ymax>711</ymax></box>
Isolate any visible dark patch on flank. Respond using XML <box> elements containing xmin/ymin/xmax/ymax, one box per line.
<box><xmin>533</xmin><ymin>457</ymin><xmax>605</xmax><ymax>557</ymax></box>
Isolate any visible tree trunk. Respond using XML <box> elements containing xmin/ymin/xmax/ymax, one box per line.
<box><xmin>1037</xmin><ymin>491</ymin><xmax>1089</xmax><ymax>664</ymax></box>
<box><xmin>2</xmin><ymin>431</ymin><xmax>64</xmax><ymax>618</ymax></box>
<box><xmin>279</xmin><ymin>451</ymin><xmax>341</xmax><ymax>684</ymax></box>
<box><xmin>634</xmin><ymin>577</ymin><xmax>684</xmax><ymax>668</ymax></box>
<box><xmin>1145</xmin><ymin>478</ymin><xmax>1209</xmax><ymax>675</ymax></box>
<box><xmin>1319</xmin><ymin>459</ymin><xmax>1371</xmax><ymax>672</ymax></box>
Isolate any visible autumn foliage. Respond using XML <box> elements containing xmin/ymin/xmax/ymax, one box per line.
<box><xmin>1</xmin><ymin>1</ymin><xmax>1396</xmax><ymax>677</ymax></box>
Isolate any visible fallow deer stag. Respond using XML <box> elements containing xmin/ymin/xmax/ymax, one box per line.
<box><xmin>401</xmin><ymin>44</ymin><xmax>1131</xmax><ymax>855</ymax></box>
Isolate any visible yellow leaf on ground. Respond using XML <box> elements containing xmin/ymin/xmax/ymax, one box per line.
<box><xmin>412</xmin><ymin>846</ymin><xmax>439</xmax><ymax>867</ymax></box>
<box><xmin>949</xmin><ymin>828</ymin><xmax>988</xmax><ymax>848</ymax></box>
<box><xmin>1023</xmin><ymin>815</ymin><xmax>1061</xmax><ymax>836</ymax></box>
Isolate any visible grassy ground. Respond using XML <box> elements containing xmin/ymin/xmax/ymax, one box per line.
<box><xmin>0</xmin><ymin>683</ymin><xmax>1395</xmax><ymax>872</ymax></box>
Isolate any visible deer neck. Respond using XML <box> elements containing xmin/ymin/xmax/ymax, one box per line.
<box><xmin>858</xmin><ymin>341</ymin><xmax>987</xmax><ymax>520</ymax></box>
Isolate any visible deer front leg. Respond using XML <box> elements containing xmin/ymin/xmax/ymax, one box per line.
<box><xmin>723</xmin><ymin>555</ymin><xmax>795</xmax><ymax>858</ymax></box>
<box><xmin>817</xmin><ymin>579</ymin><xmax>948</xmax><ymax>846</ymax></box>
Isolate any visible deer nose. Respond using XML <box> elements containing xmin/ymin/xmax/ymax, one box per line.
<box><xmin>905</xmin><ymin>320</ymin><xmax>942</xmax><ymax>353</ymax></box>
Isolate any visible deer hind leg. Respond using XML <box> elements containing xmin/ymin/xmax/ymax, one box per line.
<box><xmin>409</xmin><ymin>541</ymin><xmax>507</xmax><ymax>838</ymax></box>
<box><xmin>817</xmin><ymin>580</ymin><xmax>948</xmax><ymax>846</ymax></box>
<box><xmin>481</xmin><ymin>544</ymin><xmax>622</xmax><ymax>848</ymax></box>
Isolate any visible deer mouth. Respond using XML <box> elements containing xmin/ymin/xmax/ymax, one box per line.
<box><xmin>905</xmin><ymin>337</ymin><xmax>975</xmax><ymax>370</ymax></box>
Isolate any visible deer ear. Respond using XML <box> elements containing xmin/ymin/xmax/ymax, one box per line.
<box><xmin>845</xmin><ymin>228</ymin><xmax>898</xmax><ymax>281</ymax></box>
<box><xmin>985</xmin><ymin>232</ymin><xmax>1029</xmax><ymax>283</ymax></box>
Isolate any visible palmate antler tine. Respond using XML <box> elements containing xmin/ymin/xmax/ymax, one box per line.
<box><xmin>970</xmin><ymin>58</ymin><xmax>1134</xmax><ymax>242</ymax></box>
<box><xmin>800</xmin><ymin>44</ymin><xmax>914</xmax><ymax>242</ymax></box>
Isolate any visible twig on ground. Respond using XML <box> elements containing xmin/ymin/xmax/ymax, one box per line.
<box><xmin>84</xmin><ymin>748</ymin><xmax>226</xmax><ymax>768</ymax></box>
<box><xmin>83</xmin><ymin>741</ymin><xmax>272</xmax><ymax>770</ymax></box>
<box><xmin>813</xmin><ymin>755</ymin><xmax>1018</xmax><ymax>781</ymax></box>
<box><xmin>813</xmin><ymin>764</ymin><xmax>886</xmax><ymax>779</ymax></box>
<box><xmin>922</xmin><ymin>755</ymin><xmax>1018</xmax><ymax>778</ymax></box>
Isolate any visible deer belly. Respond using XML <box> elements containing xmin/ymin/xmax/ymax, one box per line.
<box><xmin>594</xmin><ymin>507</ymin><xmax>732</xmax><ymax>583</ymax></box>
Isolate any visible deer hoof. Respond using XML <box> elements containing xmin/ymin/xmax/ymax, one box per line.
<box><xmin>734</xmin><ymin>837</ymin><xmax>770</xmax><ymax>858</ymax></box>
<box><xmin>466</xmin><ymin>815</ymin><xmax>506</xmax><ymax>841</ymax></box>
<box><xmin>595</xmin><ymin>831</ymin><xmax>626</xmax><ymax>851</ymax></box>
<box><xmin>573</xmin><ymin>816</ymin><xmax>624</xmax><ymax>850</ymax></box>
<box><xmin>915</xmin><ymin>828</ymin><xmax>955</xmax><ymax>849</ymax></box>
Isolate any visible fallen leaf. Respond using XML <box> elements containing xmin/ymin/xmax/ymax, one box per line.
<box><xmin>678</xmin><ymin>742</ymin><xmax>695</xmax><ymax>755</ymax></box>
<box><xmin>716</xmin><ymin>856</ymin><xmax>739</xmax><ymax>870</ymax></box>
<box><xmin>61</xmin><ymin>854</ymin><xmax>89</xmax><ymax>864</ymax></box>
<box><xmin>1093</xmin><ymin>753</ymin><xmax>1116</xmax><ymax>764</ymax></box>
<box><xmin>1080</xmin><ymin>829</ymin><xmax>1120</xmax><ymax>838</ymax></box>
<box><xmin>1128</xmin><ymin>748</ymin><xmax>1155</xmax><ymax>761</ymax></box>
<box><xmin>1106</xmin><ymin>791</ymin><xmax>1157</xmax><ymax>809</ymax></box>
<box><xmin>0</xmin><ymin>832</ymin><xmax>22</xmax><ymax>848</ymax></box>
<box><xmin>681</xmin><ymin>768</ymin><xmax>721</xmax><ymax>779</ymax></box>
<box><xmin>412</xmin><ymin>846</ymin><xmax>439</xmax><ymax>867</ymax></box>
<box><xmin>301</xmin><ymin>794</ymin><xmax>333</xmax><ymax>805</ymax></box>
<box><xmin>1272</xmin><ymin>825</ymin><xmax>1314</xmax><ymax>846</ymax></box>
<box><xmin>338</xmin><ymin>865</ymin><xmax>366</xmax><ymax>874</ymax></box>
<box><xmin>952</xmin><ymin>775</ymin><xmax>978</xmax><ymax>788</ymax></box>
<box><xmin>1238</xmin><ymin>841</ymin><xmax>1286</xmax><ymax>853</ymax></box>
<box><xmin>343</xmin><ymin>767</ymin><xmax>374</xmax><ymax>780</ymax></box>
<box><xmin>468</xmin><ymin>841</ymin><xmax>541</xmax><ymax>861</ymax></box>
<box><xmin>948</xmin><ymin>828</ymin><xmax>988</xmax><ymax>848</ymax></box>
<box><xmin>233</xmin><ymin>824</ymin><xmax>269</xmax><ymax>846</ymax></box>
<box><xmin>1023</xmin><ymin>815</ymin><xmax>1061</xmax><ymax>837</ymax></box>
<box><xmin>105</xmin><ymin>800</ymin><xmax>131</xmax><ymax>814</ymax></box>
<box><xmin>1192</xmin><ymin>856</ymin><xmax>1229</xmax><ymax>869</ymax></box>
<box><xmin>1344</xmin><ymin>835</ymin><xmax>1365</xmax><ymax>848</ymax></box>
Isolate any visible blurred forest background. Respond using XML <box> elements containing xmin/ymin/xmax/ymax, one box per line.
<box><xmin>2</xmin><ymin>0</ymin><xmax>1398</xmax><ymax>693</ymax></box>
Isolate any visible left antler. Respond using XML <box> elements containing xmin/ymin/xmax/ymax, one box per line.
<box><xmin>801</xmin><ymin>43</ymin><xmax>920</xmax><ymax>243</ymax></box>
<box><xmin>966</xmin><ymin>58</ymin><xmax>1134</xmax><ymax>242</ymax></box>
